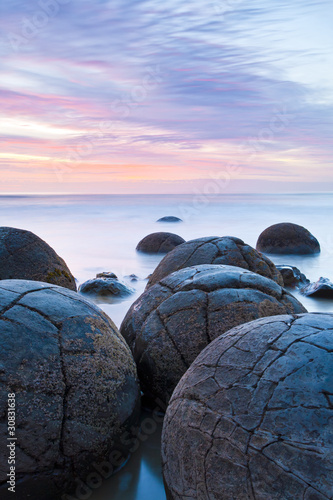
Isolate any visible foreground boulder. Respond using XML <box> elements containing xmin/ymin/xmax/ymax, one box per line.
<box><xmin>0</xmin><ymin>280</ymin><xmax>141</xmax><ymax>500</ymax></box>
<box><xmin>0</xmin><ymin>226</ymin><xmax>76</xmax><ymax>290</ymax></box>
<box><xmin>162</xmin><ymin>313</ymin><xmax>333</xmax><ymax>500</ymax></box>
<box><xmin>79</xmin><ymin>272</ymin><xmax>134</xmax><ymax>299</ymax></box>
<box><xmin>301</xmin><ymin>277</ymin><xmax>333</xmax><ymax>298</ymax></box>
<box><xmin>120</xmin><ymin>264</ymin><xmax>306</xmax><ymax>405</ymax></box>
<box><xmin>136</xmin><ymin>232</ymin><xmax>185</xmax><ymax>254</ymax></box>
<box><xmin>256</xmin><ymin>223</ymin><xmax>320</xmax><ymax>255</ymax></box>
<box><xmin>147</xmin><ymin>236</ymin><xmax>283</xmax><ymax>288</ymax></box>
<box><xmin>157</xmin><ymin>216</ymin><xmax>182</xmax><ymax>223</ymax></box>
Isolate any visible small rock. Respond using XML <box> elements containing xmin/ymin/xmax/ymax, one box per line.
<box><xmin>79</xmin><ymin>276</ymin><xmax>134</xmax><ymax>298</ymax></box>
<box><xmin>96</xmin><ymin>271</ymin><xmax>118</xmax><ymax>279</ymax></box>
<box><xmin>157</xmin><ymin>216</ymin><xmax>183</xmax><ymax>223</ymax></box>
<box><xmin>276</xmin><ymin>265</ymin><xmax>309</xmax><ymax>287</ymax></box>
<box><xmin>301</xmin><ymin>277</ymin><xmax>333</xmax><ymax>298</ymax></box>
<box><xmin>125</xmin><ymin>274</ymin><xmax>140</xmax><ymax>282</ymax></box>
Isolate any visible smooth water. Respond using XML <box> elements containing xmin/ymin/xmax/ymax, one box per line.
<box><xmin>1</xmin><ymin>193</ymin><xmax>332</xmax><ymax>499</ymax></box>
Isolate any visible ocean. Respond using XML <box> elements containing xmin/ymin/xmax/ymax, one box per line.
<box><xmin>1</xmin><ymin>192</ymin><xmax>332</xmax><ymax>499</ymax></box>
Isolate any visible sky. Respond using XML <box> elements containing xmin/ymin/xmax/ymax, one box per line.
<box><xmin>0</xmin><ymin>0</ymin><xmax>332</xmax><ymax>194</ymax></box>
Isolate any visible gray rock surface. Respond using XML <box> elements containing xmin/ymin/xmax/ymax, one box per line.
<box><xmin>0</xmin><ymin>280</ymin><xmax>141</xmax><ymax>500</ymax></box>
<box><xmin>79</xmin><ymin>274</ymin><xmax>134</xmax><ymax>298</ymax></box>
<box><xmin>256</xmin><ymin>223</ymin><xmax>320</xmax><ymax>255</ymax></box>
<box><xmin>120</xmin><ymin>264</ymin><xmax>306</xmax><ymax>405</ymax></box>
<box><xmin>0</xmin><ymin>226</ymin><xmax>76</xmax><ymax>291</ymax></box>
<box><xmin>136</xmin><ymin>232</ymin><xmax>185</xmax><ymax>254</ymax></box>
<box><xmin>301</xmin><ymin>277</ymin><xmax>333</xmax><ymax>298</ymax></box>
<box><xmin>157</xmin><ymin>216</ymin><xmax>182</xmax><ymax>223</ymax></box>
<box><xmin>147</xmin><ymin>236</ymin><xmax>283</xmax><ymax>288</ymax></box>
<box><xmin>162</xmin><ymin>313</ymin><xmax>333</xmax><ymax>500</ymax></box>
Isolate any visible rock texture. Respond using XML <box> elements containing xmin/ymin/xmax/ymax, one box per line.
<box><xmin>0</xmin><ymin>226</ymin><xmax>76</xmax><ymax>291</ymax></box>
<box><xmin>256</xmin><ymin>223</ymin><xmax>320</xmax><ymax>255</ymax></box>
<box><xmin>162</xmin><ymin>313</ymin><xmax>333</xmax><ymax>500</ymax></box>
<box><xmin>157</xmin><ymin>216</ymin><xmax>182</xmax><ymax>223</ymax></box>
<box><xmin>147</xmin><ymin>236</ymin><xmax>283</xmax><ymax>288</ymax></box>
<box><xmin>136</xmin><ymin>232</ymin><xmax>185</xmax><ymax>254</ymax></box>
<box><xmin>79</xmin><ymin>274</ymin><xmax>134</xmax><ymax>299</ymax></box>
<box><xmin>276</xmin><ymin>264</ymin><xmax>309</xmax><ymax>287</ymax></box>
<box><xmin>120</xmin><ymin>264</ymin><xmax>306</xmax><ymax>405</ymax></box>
<box><xmin>0</xmin><ymin>280</ymin><xmax>141</xmax><ymax>500</ymax></box>
<box><xmin>301</xmin><ymin>277</ymin><xmax>333</xmax><ymax>298</ymax></box>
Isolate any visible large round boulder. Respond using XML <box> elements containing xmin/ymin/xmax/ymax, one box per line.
<box><xmin>147</xmin><ymin>236</ymin><xmax>283</xmax><ymax>288</ymax></box>
<box><xmin>162</xmin><ymin>313</ymin><xmax>333</xmax><ymax>500</ymax></box>
<box><xmin>120</xmin><ymin>264</ymin><xmax>306</xmax><ymax>405</ymax></box>
<box><xmin>0</xmin><ymin>227</ymin><xmax>76</xmax><ymax>290</ymax></box>
<box><xmin>256</xmin><ymin>223</ymin><xmax>320</xmax><ymax>255</ymax></box>
<box><xmin>136</xmin><ymin>232</ymin><xmax>185</xmax><ymax>254</ymax></box>
<box><xmin>0</xmin><ymin>280</ymin><xmax>141</xmax><ymax>500</ymax></box>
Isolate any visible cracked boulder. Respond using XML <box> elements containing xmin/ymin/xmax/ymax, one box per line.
<box><xmin>120</xmin><ymin>264</ymin><xmax>306</xmax><ymax>405</ymax></box>
<box><xmin>146</xmin><ymin>236</ymin><xmax>283</xmax><ymax>288</ymax></box>
<box><xmin>257</xmin><ymin>223</ymin><xmax>320</xmax><ymax>255</ymax></box>
<box><xmin>162</xmin><ymin>313</ymin><xmax>333</xmax><ymax>500</ymax></box>
<box><xmin>136</xmin><ymin>232</ymin><xmax>185</xmax><ymax>254</ymax></box>
<box><xmin>0</xmin><ymin>280</ymin><xmax>141</xmax><ymax>500</ymax></box>
<box><xmin>0</xmin><ymin>226</ymin><xmax>76</xmax><ymax>291</ymax></box>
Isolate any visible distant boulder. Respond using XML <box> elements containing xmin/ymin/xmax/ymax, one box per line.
<box><xmin>0</xmin><ymin>226</ymin><xmax>76</xmax><ymax>291</ymax></box>
<box><xmin>256</xmin><ymin>223</ymin><xmax>320</xmax><ymax>255</ymax></box>
<box><xmin>136</xmin><ymin>232</ymin><xmax>185</xmax><ymax>254</ymax></box>
<box><xmin>157</xmin><ymin>216</ymin><xmax>183</xmax><ymax>223</ymax></box>
<box><xmin>79</xmin><ymin>273</ymin><xmax>134</xmax><ymax>299</ymax></box>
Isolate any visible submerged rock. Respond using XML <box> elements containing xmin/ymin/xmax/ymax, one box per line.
<box><xmin>256</xmin><ymin>222</ymin><xmax>320</xmax><ymax>255</ymax></box>
<box><xmin>147</xmin><ymin>236</ymin><xmax>283</xmax><ymax>288</ymax></box>
<box><xmin>301</xmin><ymin>277</ymin><xmax>333</xmax><ymax>298</ymax></box>
<box><xmin>162</xmin><ymin>313</ymin><xmax>333</xmax><ymax>500</ymax></box>
<box><xmin>79</xmin><ymin>274</ymin><xmax>134</xmax><ymax>298</ymax></box>
<box><xmin>157</xmin><ymin>216</ymin><xmax>183</xmax><ymax>223</ymax></box>
<box><xmin>0</xmin><ymin>226</ymin><xmax>76</xmax><ymax>291</ymax></box>
<box><xmin>276</xmin><ymin>265</ymin><xmax>309</xmax><ymax>287</ymax></box>
<box><xmin>136</xmin><ymin>232</ymin><xmax>185</xmax><ymax>254</ymax></box>
<box><xmin>120</xmin><ymin>264</ymin><xmax>306</xmax><ymax>405</ymax></box>
<box><xmin>0</xmin><ymin>280</ymin><xmax>141</xmax><ymax>500</ymax></box>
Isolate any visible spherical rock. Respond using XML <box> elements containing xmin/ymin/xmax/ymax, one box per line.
<box><xmin>136</xmin><ymin>232</ymin><xmax>185</xmax><ymax>254</ymax></box>
<box><xmin>120</xmin><ymin>264</ymin><xmax>306</xmax><ymax>405</ymax></box>
<box><xmin>0</xmin><ymin>226</ymin><xmax>76</xmax><ymax>290</ymax></box>
<box><xmin>256</xmin><ymin>223</ymin><xmax>320</xmax><ymax>255</ymax></box>
<box><xmin>147</xmin><ymin>236</ymin><xmax>283</xmax><ymax>288</ymax></box>
<box><xmin>157</xmin><ymin>216</ymin><xmax>182</xmax><ymax>223</ymax></box>
<box><xmin>162</xmin><ymin>313</ymin><xmax>333</xmax><ymax>500</ymax></box>
<box><xmin>0</xmin><ymin>280</ymin><xmax>141</xmax><ymax>500</ymax></box>
<box><xmin>79</xmin><ymin>274</ymin><xmax>134</xmax><ymax>299</ymax></box>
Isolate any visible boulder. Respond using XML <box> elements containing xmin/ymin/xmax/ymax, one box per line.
<box><xmin>301</xmin><ymin>277</ymin><xmax>333</xmax><ymax>298</ymax></box>
<box><xmin>136</xmin><ymin>232</ymin><xmax>185</xmax><ymax>254</ymax></box>
<box><xmin>147</xmin><ymin>236</ymin><xmax>283</xmax><ymax>288</ymax></box>
<box><xmin>256</xmin><ymin>223</ymin><xmax>320</xmax><ymax>255</ymax></box>
<box><xmin>0</xmin><ymin>280</ymin><xmax>141</xmax><ymax>500</ymax></box>
<box><xmin>276</xmin><ymin>265</ymin><xmax>309</xmax><ymax>287</ymax></box>
<box><xmin>120</xmin><ymin>264</ymin><xmax>306</xmax><ymax>405</ymax></box>
<box><xmin>157</xmin><ymin>216</ymin><xmax>182</xmax><ymax>223</ymax></box>
<box><xmin>79</xmin><ymin>274</ymin><xmax>134</xmax><ymax>298</ymax></box>
<box><xmin>162</xmin><ymin>313</ymin><xmax>333</xmax><ymax>500</ymax></box>
<box><xmin>0</xmin><ymin>226</ymin><xmax>76</xmax><ymax>290</ymax></box>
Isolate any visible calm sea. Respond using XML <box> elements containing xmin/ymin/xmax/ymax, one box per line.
<box><xmin>1</xmin><ymin>193</ymin><xmax>332</xmax><ymax>499</ymax></box>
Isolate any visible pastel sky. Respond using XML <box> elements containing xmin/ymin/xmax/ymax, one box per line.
<box><xmin>0</xmin><ymin>0</ymin><xmax>332</xmax><ymax>194</ymax></box>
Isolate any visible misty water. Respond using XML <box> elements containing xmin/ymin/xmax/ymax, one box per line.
<box><xmin>1</xmin><ymin>193</ymin><xmax>332</xmax><ymax>499</ymax></box>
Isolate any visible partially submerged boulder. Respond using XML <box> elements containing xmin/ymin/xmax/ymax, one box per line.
<box><xmin>276</xmin><ymin>265</ymin><xmax>309</xmax><ymax>287</ymax></box>
<box><xmin>147</xmin><ymin>236</ymin><xmax>283</xmax><ymax>288</ymax></box>
<box><xmin>157</xmin><ymin>216</ymin><xmax>182</xmax><ymax>223</ymax></box>
<box><xmin>256</xmin><ymin>223</ymin><xmax>320</xmax><ymax>255</ymax></box>
<box><xmin>136</xmin><ymin>232</ymin><xmax>185</xmax><ymax>254</ymax></box>
<box><xmin>301</xmin><ymin>277</ymin><xmax>333</xmax><ymax>298</ymax></box>
<box><xmin>120</xmin><ymin>264</ymin><xmax>306</xmax><ymax>405</ymax></box>
<box><xmin>79</xmin><ymin>273</ymin><xmax>134</xmax><ymax>299</ymax></box>
<box><xmin>0</xmin><ymin>226</ymin><xmax>76</xmax><ymax>290</ymax></box>
<box><xmin>162</xmin><ymin>313</ymin><xmax>333</xmax><ymax>500</ymax></box>
<box><xmin>0</xmin><ymin>280</ymin><xmax>141</xmax><ymax>500</ymax></box>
